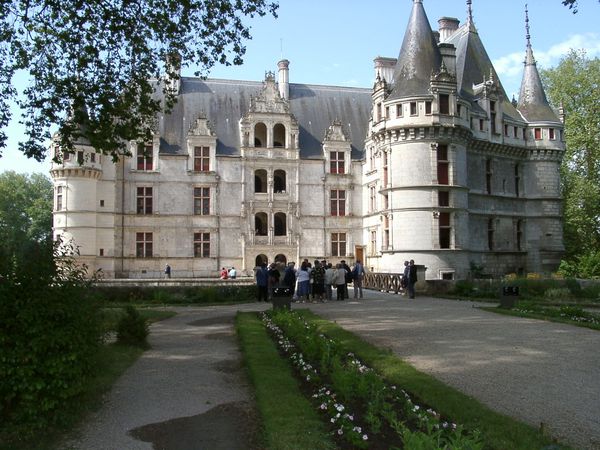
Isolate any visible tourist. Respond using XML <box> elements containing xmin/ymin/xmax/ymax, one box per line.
<box><xmin>311</xmin><ymin>260</ymin><xmax>326</xmax><ymax>302</ymax></box>
<box><xmin>333</xmin><ymin>263</ymin><xmax>347</xmax><ymax>301</ymax></box>
<box><xmin>352</xmin><ymin>260</ymin><xmax>365</xmax><ymax>299</ymax></box>
<box><xmin>324</xmin><ymin>263</ymin><xmax>335</xmax><ymax>301</ymax></box>
<box><xmin>220</xmin><ymin>267</ymin><xmax>228</xmax><ymax>279</ymax></box>
<box><xmin>296</xmin><ymin>261</ymin><xmax>311</xmax><ymax>302</ymax></box>
<box><xmin>229</xmin><ymin>266</ymin><xmax>237</xmax><ymax>279</ymax></box>
<box><xmin>164</xmin><ymin>264</ymin><xmax>171</xmax><ymax>279</ymax></box>
<box><xmin>341</xmin><ymin>260</ymin><xmax>352</xmax><ymax>299</ymax></box>
<box><xmin>401</xmin><ymin>260</ymin><xmax>409</xmax><ymax>295</ymax></box>
<box><xmin>408</xmin><ymin>259</ymin><xmax>417</xmax><ymax>299</ymax></box>
<box><xmin>283</xmin><ymin>262</ymin><xmax>297</xmax><ymax>291</ymax></box>
<box><xmin>267</xmin><ymin>263</ymin><xmax>280</xmax><ymax>299</ymax></box>
<box><xmin>255</xmin><ymin>264</ymin><xmax>269</xmax><ymax>302</ymax></box>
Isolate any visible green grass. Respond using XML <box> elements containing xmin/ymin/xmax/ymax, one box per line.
<box><xmin>480</xmin><ymin>305</ymin><xmax>600</xmax><ymax>331</ymax></box>
<box><xmin>235</xmin><ymin>312</ymin><xmax>336</xmax><ymax>450</ymax></box>
<box><xmin>295</xmin><ymin>309</ymin><xmax>571</xmax><ymax>450</ymax></box>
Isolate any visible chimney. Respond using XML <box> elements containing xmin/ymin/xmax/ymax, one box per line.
<box><xmin>438</xmin><ymin>17</ymin><xmax>460</xmax><ymax>41</ymax></box>
<box><xmin>438</xmin><ymin>43</ymin><xmax>457</xmax><ymax>76</ymax></box>
<box><xmin>165</xmin><ymin>51</ymin><xmax>182</xmax><ymax>95</ymax></box>
<box><xmin>373</xmin><ymin>56</ymin><xmax>397</xmax><ymax>85</ymax></box>
<box><xmin>277</xmin><ymin>59</ymin><xmax>289</xmax><ymax>100</ymax></box>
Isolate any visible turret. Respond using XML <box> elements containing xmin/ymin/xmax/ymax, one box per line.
<box><xmin>277</xmin><ymin>59</ymin><xmax>290</xmax><ymax>100</ymax></box>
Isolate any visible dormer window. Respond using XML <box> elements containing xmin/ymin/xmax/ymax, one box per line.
<box><xmin>254</xmin><ymin>123</ymin><xmax>267</xmax><ymax>147</ymax></box>
<box><xmin>330</xmin><ymin>151</ymin><xmax>345</xmax><ymax>174</ymax></box>
<box><xmin>137</xmin><ymin>144</ymin><xmax>153</xmax><ymax>170</ymax></box>
<box><xmin>273</xmin><ymin>123</ymin><xmax>286</xmax><ymax>147</ymax></box>
<box><xmin>534</xmin><ymin>128</ymin><xmax>542</xmax><ymax>140</ymax></box>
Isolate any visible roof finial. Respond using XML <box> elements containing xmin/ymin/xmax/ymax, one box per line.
<box><xmin>467</xmin><ymin>0</ymin><xmax>473</xmax><ymax>24</ymax></box>
<box><xmin>525</xmin><ymin>4</ymin><xmax>531</xmax><ymax>48</ymax></box>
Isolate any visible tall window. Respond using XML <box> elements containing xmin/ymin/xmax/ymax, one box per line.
<box><xmin>514</xmin><ymin>164</ymin><xmax>520</xmax><ymax>197</ymax></box>
<box><xmin>382</xmin><ymin>153</ymin><xmax>388</xmax><ymax>187</ymax></box>
<box><xmin>490</xmin><ymin>101</ymin><xmax>497</xmax><ymax>134</ymax></box>
<box><xmin>396</xmin><ymin>104</ymin><xmax>403</xmax><ymax>117</ymax></box>
<box><xmin>255</xmin><ymin>169</ymin><xmax>267</xmax><ymax>193</ymax></box>
<box><xmin>193</xmin><ymin>146</ymin><xmax>210</xmax><ymax>172</ymax></box>
<box><xmin>274</xmin><ymin>170</ymin><xmax>286</xmax><ymax>193</ymax></box>
<box><xmin>516</xmin><ymin>220</ymin><xmax>523</xmax><ymax>251</ymax></box>
<box><xmin>370</xmin><ymin>230</ymin><xmax>377</xmax><ymax>256</ymax></box>
<box><xmin>255</xmin><ymin>212</ymin><xmax>268</xmax><ymax>236</ymax></box>
<box><xmin>369</xmin><ymin>185</ymin><xmax>376</xmax><ymax>213</ymax></box>
<box><xmin>194</xmin><ymin>232</ymin><xmax>210</xmax><ymax>257</ymax></box>
<box><xmin>274</xmin><ymin>212</ymin><xmax>287</xmax><ymax>236</ymax></box>
<box><xmin>488</xmin><ymin>218</ymin><xmax>495</xmax><ymax>250</ymax></box>
<box><xmin>425</xmin><ymin>101</ymin><xmax>432</xmax><ymax>115</ymax></box>
<box><xmin>410</xmin><ymin>102</ymin><xmax>417</xmax><ymax>116</ymax></box>
<box><xmin>485</xmin><ymin>159</ymin><xmax>492</xmax><ymax>194</ymax></box>
<box><xmin>136</xmin><ymin>187</ymin><xmax>153</xmax><ymax>214</ymax></box>
<box><xmin>273</xmin><ymin>123</ymin><xmax>286</xmax><ymax>147</ymax></box>
<box><xmin>331</xmin><ymin>232</ymin><xmax>347</xmax><ymax>257</ymax></box>
<box><xmin>383</xmin><ymin>215</ymin><xmax>390</xmax><ymax>249</ymax></box>
<box><xmin>330</xmin><ymin>151</ymin><xmax>345</xmax><ymax>174</ymax></box>
<box><xmin>330</xmin><ymin>189</ymin><xmax>346</xmax><ymax>216</ymax></box>
<box><xmin>137</xmin><ymin>144</ymin><xmax>153</xmax><ymax>170</ymax></box>
<box><xmin>136</xmin><ymin>232</ymin><xmax>153</xmax><ymax>257</ymax></box>
<box><xmin>438</xmin><ymin>190</ymin><xmax>449</xmax><ymax>207</ymax></box>
<box><xmin>193</xmin><ymin>187</ymin><xmax>210</xmax><ymax>215</ymax></box>
<box><xmin>437</xmin><ymin>145</ymin><xmax>449</xmax><ymax>185</ymax></box>
<box><xmin>439</xmin><ymin>212</ymin><xmax>451</xmax><ymax>249</ymax></box>
<box><xmin>439</xmin><ymin>94</ymin><xmax>449</xmax><ymax>115</ymax></box>
<box><xmin>534</xmin><ymin>128</ymin><xmax>542</xmax><ymax>140</ymax></box>
<box><xmin>549</xmin><ymin>128</ymin><xmax>555</xmax><ymax>140</ymax></box>
<box><xmin>56</xmin><ymin>186</ymin><xmax>63</xmax><ymax>211</ymax></box>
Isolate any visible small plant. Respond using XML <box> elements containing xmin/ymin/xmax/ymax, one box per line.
<box><xmin>116</xmin><ymin>306</ymin><xmax>149</xmax><ymax>347</ymax></box>
<box><xmin>544</xmin><ymin>288</ymin><xmax>571</xmax><ymax>301</ymax></box>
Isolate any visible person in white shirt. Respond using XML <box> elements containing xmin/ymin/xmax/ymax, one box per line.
<box><xmin>228</xmin><ymin>267</ymin><xmax>237</xmax><ymax>279</ymax></box>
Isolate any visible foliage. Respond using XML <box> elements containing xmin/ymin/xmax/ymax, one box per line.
<box><xmin>558</xmin><ymin>251</ymin><xmax>600</xmax><ymax>279</ymax></box>
<box><xmin>0</xmin><ymin>241</ymin><xmax>102</xmax><ymax>441</ymax></box>
<box><xmin>116</xmin><ymin>306</ymin><xmax>150</xmax><ymax>347</ymax></box>
<box><xmin>95</xmin><ymin>284</ymin><xmax>256</xmax><ymax>304</ymax></box>
<box><xmin>0</xmin><ymin>171</ymin><xmax>53</xmax><ymax>277</ymax></box>
<box><xmin>541</xmin><ymin>51</ymin><xmax>600</xmax><ymax>272</ymax></box>
<box><xmin>561</xmin><ymin>0</ymin><xmax>600</xmax><ymax>13</ymax></box>
<box><xmin>0</xmin><ymin>0</ymin><xmax>278</xmax><ymax>162</ymax></box>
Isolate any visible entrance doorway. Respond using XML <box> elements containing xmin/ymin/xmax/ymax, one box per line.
<box><xmin>355</xmin><ymin>246</ymin><xmax>364</xmax><ymax>263</ymax></box>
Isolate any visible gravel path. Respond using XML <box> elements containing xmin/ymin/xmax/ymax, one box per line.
<box><xmin>307</xmin><ymin>291</ymin><xmax>600</xmax><ymax>450</ymax></box>
<box><xmin>64</xmin><ymin>293</ymin><xmax>600</xmax><ymax>449</ymax></box>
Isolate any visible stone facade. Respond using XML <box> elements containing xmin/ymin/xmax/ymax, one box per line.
<box><xmin>51</xmin><ymin>1</ymin><xmax>565</xmax><ymax>280</ymax></box>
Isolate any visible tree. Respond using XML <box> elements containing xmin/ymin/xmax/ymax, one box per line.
<box><xmin>541</xmin><ymin>51</ymin><xmax>600</xmax><ymax>273</ymax></box>
<box><xmin>0</xmin><ymin>171</ymin><xmax>53</xmax><ymax>275</ymax></box>
<box><xmin>0</xmin><ymin>0</ymin><xmax>278</xmax><ymax>162</ymax></box>
<box><xmin>562</xmin><ymin>0</ymin><xmax>600</xmax><ymax>13</ymax></box>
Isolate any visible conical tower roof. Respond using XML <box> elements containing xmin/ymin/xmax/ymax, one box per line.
<box><xmin>517</xmin><ymin>7</ymin><xmax>560</xmax><ymax>123</ymax></box>
<box><xmin>388</xmin><ymin>0</ymin><xmax>442</xmax><ymax>100</ymax></box>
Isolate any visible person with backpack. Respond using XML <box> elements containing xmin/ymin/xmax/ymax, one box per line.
<box><xmin>352</xmin><ymin>260</ymin><xmax>365</xmax><ymax>299</ymax></box>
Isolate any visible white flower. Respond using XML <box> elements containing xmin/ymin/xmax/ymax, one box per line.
<box><xmin>320</xmin><ymin>403</ymin><xmax>327</xmax><ymax>410</ymax></box>
<box><xmin>337</xmin><ymin>429</ymin><xmax>344</xmax><ymax>435</ymax></box>
<box><xmin>362</xmin><ymin>434</ymin><xmax>368</xmax><ymax>440</ymax></box>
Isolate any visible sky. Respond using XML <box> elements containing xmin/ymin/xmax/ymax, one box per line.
<box><xmin>1</xmin><ymin>0</ymin><xmax>599</xmax><ymax>176</ymax></box>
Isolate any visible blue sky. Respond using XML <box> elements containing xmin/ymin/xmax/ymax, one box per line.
<box><xmin>1</xmin><ymin>0</ymin><xmax>599</xmax><ymax>175</ymax></box>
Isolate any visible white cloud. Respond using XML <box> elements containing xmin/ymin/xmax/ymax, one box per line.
<box><xmin>494</xmin><ymin>32</ymin><xmax>600</xmax><ymax>78</ymax></box>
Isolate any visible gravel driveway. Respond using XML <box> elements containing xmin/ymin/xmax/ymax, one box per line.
<box><xmin>64</xmin><ymin>293</ymin><xmax>599</xmax><ymax>449</ymax></box>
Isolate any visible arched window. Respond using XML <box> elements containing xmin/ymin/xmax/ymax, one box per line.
<box><xmin>273</xmin><ymin>169</ymin><xmax>286</xmax><ymax>193</ymax></box>
<box><xmin>274</xmin><ymin>212</ymin><xmax>286</xmax><ymax>236</ymax></box>
<box><xmin>274</xmin><ymin>254</ymin><xmax>287</xmax><ymax>264</ymax></box>
<box><xmin>255</xmin><ymin>254</ymin><xmax>268</xmax><ymax>267</ymax></box>
<box><xmin>273</xmin><ymin>123</ymin><xmax>286</xmax><ymax>148</ymax></box>
<box><xmin>255</xmin><ymin>212</ymin><xmax>268</xmax><ymax>236</ymax></box>
<box><xmin>254</xmin><ymin>122</ymin><xmax>267</xmax><ymax>147</ymax></box>
<box><xmin>255</xmin><ymin>169</ymin><xmax>267</xmax><ymax>193</ymax></box>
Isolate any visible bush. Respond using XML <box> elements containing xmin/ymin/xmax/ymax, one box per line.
<box><xmin>544</xmin><ymin>288</ymin><xmax>571</xmax><ymax>301</ymax></box>
<box><xmin>116</xmin><ymin>306</ymin><xmax>149</xmax><ymax>347</ymax></box>
<box><xmin>0</xmin><ymin>244</ymin><xmax>102</xmax><ymax>440</ymax></box>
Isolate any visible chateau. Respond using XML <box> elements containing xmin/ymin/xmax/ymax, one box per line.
<box><xmin>51</xmin><ymin>0</ymin><xmax>565</xmax><ymax>280</ymax></box>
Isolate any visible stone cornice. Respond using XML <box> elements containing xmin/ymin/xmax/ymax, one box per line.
<box><xmin>50</xmin><ymin>167</ymin><xmax>102</xmax><ymax>180</ymax></box>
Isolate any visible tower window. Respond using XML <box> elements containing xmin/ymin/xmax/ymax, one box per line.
<box><xmin>534</xmin><ymin>128</ymin><xmax>542</xmax><ymax>140</ymax></box>
<box><xmin>439</xmin><ymin>94</ymin><xmax>449</xmax><ymax>115</ymax></box>
<box><xmin>330</xmin><ymin>189</ymin><xmax>346</xmax><ymax>216</ymax></box>
<box><xmin>549</xmin><ymin>128</ymin><xmax>555</xmax><ymax>140</ymax></box>
<box><xmin>396</xmin><ymin>104</ymin><xmax>403</xmax><ymax>117</ymax></box>
<box><xmin>438</xmin><ymin>190</ymin><xmax>449</xmax><ymax>207</ymax></box>
<box><xmin>136</xmin><ymin>187</ymin><xmax>153</xmax><ymax>214</ymax></box>
<box><xmin>425</xmin><ymin>101</ymin><xmax>432</xmax><ymax>115</ymax></box>
<box><xmin>193</xmin><ymin>187</ymin><xmax>210</xmax><ymax>215</ymax></box>
<box><xmin>56</xmin><ymin>186</ymin><xmax>63</xmax><ymax>211</ymax></box>
<box><xmin>410</xmin><ymin>102</ymin><xmax>417</xmax><ymax>116</ymax></box>
<box><xmin>437</xmin><ymin>145</ymin><xmax>449</xmax><ymax>185</ymax></box>
<box><xmin>331</xmin><ymin>233</ymin><xmax>347</xmax><ymax>257</ymax></box>
<box><xmin>488</xmin><ymin>218</ymin><xmax>495</xmax><ymax>250</ymax></box>
<box><xmin>274</xmin><ymin>212</ymin><xmax>287</xmax><ymax>236</ymax></box>
<box><xmin>439</xmin><ymin>212</ymin><xmax>451</xmax><ymax>249</ymax></box>
<box><xmin>485</xmin><ymin>159</ymin><xmax>492</xmax><ymax>194</ymax></box>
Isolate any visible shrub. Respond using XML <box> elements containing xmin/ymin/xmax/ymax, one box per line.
<box><xmin>116</xmin><ymin>306</ymin><xmax>149</xmax><ymax>347</ymax></box>
<box><xmin>0</xmin><ymin>243</ymin><xmax>102</xmax><ymax>439</ymax></box>
<box><xmin>544</xmin><ymin>288</ymin><xmax>571</xmax><ymax>301</ymax></box>
<box><xmin>451</xmin><ymin>280</ymin><xmax>474</xmax><ymax>296</ymax></box>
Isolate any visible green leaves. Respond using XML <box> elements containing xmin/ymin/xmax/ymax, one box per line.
<box><xmin>0</xmin><ymin>0</ymin><xmax>278</xmax><ymax>161</ymax></box>
<box><xmin>541</xmin><ymin>51</ymin><xmax>600</xmax><ymax>266</ymax></box>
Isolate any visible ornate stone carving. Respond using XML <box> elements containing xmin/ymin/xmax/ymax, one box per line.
<box><xmin>188</xmin><ymin>113</ymin><xmax>215</xmax><ymax>136</ymax></box>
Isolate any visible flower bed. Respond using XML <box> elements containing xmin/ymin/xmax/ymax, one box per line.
<box><xmin>513</xmin><ymin>304</ymin><xmax>600</xmax><ymax>329</ymax></box>
<box><xmin>262</xmin><ymin>310</ymin><xmax>483</xmax><ymax>449</ymax></box>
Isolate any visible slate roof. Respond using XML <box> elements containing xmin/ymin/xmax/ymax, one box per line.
<box><xmin>388</xmin><ymin>0</ymin><xmax>442</xmax><ymax>100</ymax></box>
<box><xmin>157</xmin><ymin>78</ymin><xmax>372</xmax><ymax>160</ymax></box>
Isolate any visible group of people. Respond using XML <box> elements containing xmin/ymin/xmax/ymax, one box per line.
<box><xmin>219</xmin><ymin>267</ymin><xmax>237</xmax><ymax>279</ymax></box>
<box><xmin>254</xmin><ymin>259</ymin><xmax>366</xmax><ymax>303</ymax></box>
